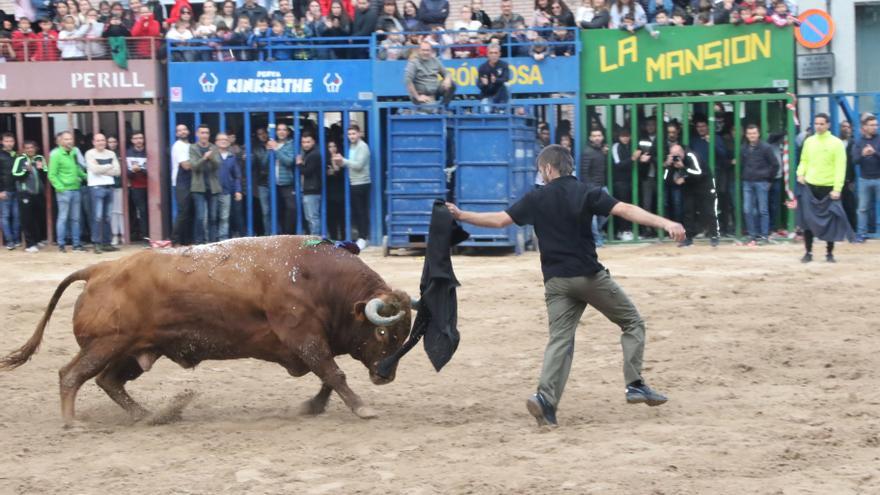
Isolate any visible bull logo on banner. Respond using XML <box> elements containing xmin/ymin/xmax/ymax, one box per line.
<box><xmin>323</xmin><ymin>73</ymin><xmax>343</xmax><ymax>93</ymax></box>
<box><xmin>199</xmin><ymin>72</ymin><xmax>219</xmax><ymax>93</ymax></box>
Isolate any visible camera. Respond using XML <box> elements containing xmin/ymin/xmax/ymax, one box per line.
<box><xmin>672</xmin><ymin>155</ymin><xmax>681</xmax><ymax>162</ymax></box>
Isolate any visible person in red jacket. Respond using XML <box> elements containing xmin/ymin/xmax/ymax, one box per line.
<box><xmin>165</xmin><ymin>0</ymin><xmax>193</xmax><ymax>29</ymax></box>
<box><xmin>320</xmin><ymin>0</ymin><xmax>354</xmax><ymax>19</ymax></box>
<box><xmin>130</xmin><ymin>5</ymin><xmax>161</xmax><ymax>58</ymax></box>
<box><xmin>11</xmin><ymin>17</ymin><xmax>39</xmax><ymax>61</ymax></box>
<box><xmin>31</xmin><ymin>18</ymin><xmax>60</xmax><ymax>61</ymax></box>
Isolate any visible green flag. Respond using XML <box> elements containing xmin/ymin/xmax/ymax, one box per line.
<box><xmin>108</xmin><ymin>36</ymin><xmax>128</xmax><ymax>70</ymax></box>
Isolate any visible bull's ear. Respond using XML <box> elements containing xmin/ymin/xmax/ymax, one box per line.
<box><xmin>353</xmin><ymin>301</ymin><xmax>367</xmax><ymax>322</ymax></box>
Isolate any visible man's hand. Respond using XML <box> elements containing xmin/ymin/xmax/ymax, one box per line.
<box><xmin>234</xmin><ymin>192</ymin><xmax>243</xmax><ymax>201</ymax></box>
<box><xmin>665</xmin><ymin>220</ymin><xmax>686</xmax><ymax>242</ymax></box>
<box><xmin>295</xmin><ymin>154</ymin><xmax>303</xmax><ymax>165</ymax></box>
<box><xmin>674</xmin><ymin>177</ymin><xmax>685</xmax><ymax>185</ymax></box>
<box><xmin>417</xmin><ymin>94</ymin><xmax>432</xmax><ymax>103</ymax></box>
<box><xmin>632</xmin><ymin>149</ymin><xmax>642</xmax><ymax>161</ymax></box>
<box><xmin>830</xmin><ymin>191</ymin><xmax>841</xmax><ymax>200</ymax></box>
<box><xmin>863</xmin><ymin>144</ymin><xmax>875</xmax><ymax>157</ymax></box>
<box><xmin>0</xmin><ymin>192</ymin><xmax>6</xmax><ymax>200</ymax></box>
<box><xmin>797</xmin><ymin>175</ymin><xmax>805</xmax><ymax>185</ymax></box>
<box><xmin>479</xmin><ymin>75</ymin><xmax>489</xmax><ymax>86</ymax></box>
<box><xmin>202</xmin><ymin>150</ymin><xmax>213</xmax><ymax>160</ymax></box>
<box><xmin>445</xmin><ymin>202</ymin><xmax>462</xmax><ymax>220</ymax></box>
<box><xmin>266</xmin><ymin>139</ymin><xmax>277</xmax><ymax>150</ymax></box>
<box><xmin>180</xmin><ymin>161</ymin><xmax>192</xmax><ymax>170</ymax></box>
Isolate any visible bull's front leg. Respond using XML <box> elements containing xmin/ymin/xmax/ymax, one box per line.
<box><xmin>299</xmin><ymin>383</ymin><xmax>333</xmax><ymax>415</ymax></box>
<box><xmin>309</xmin><ymin>357</ymin><xmax>377</xmax><ymax>419</ymax></box>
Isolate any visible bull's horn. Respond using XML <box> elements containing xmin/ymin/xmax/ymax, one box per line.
<box><xmin>410</xmin><ymin>297</ymin><xmax>421</xmax><ymax>311</ymax></box>
<box><xmin>365</xmin><ymin>298</ymin><xmax>404</xmax><ymax>326</ymax></box>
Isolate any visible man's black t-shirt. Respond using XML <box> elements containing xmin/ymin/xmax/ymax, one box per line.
<box><xmin>506</xmin><ymin>175</ymin><xmax>619</xmax><ymax>282</ymax></box>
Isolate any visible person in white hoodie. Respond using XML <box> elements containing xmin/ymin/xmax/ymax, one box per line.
<box><xmin>85</xmin><ymin>133</ymin><xmax>121</xmax><ymax>254</ymax></box>
<box><xmin>82</xmin><ymin>9</ymin><xmax>106</xmax><ymax>58</ymax></box>
<box><xmin>57</xmin><ymin>15</ymin><xmax>89</xmax><ymax>59</ymax></box>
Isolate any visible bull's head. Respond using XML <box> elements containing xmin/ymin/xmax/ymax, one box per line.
<box><xmin>352</xmin><ymin>290</ymin><xmax>414</xmax><ymax>385</ymax></box>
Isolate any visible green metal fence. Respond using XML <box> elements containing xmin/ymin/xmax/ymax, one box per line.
<box><xmin>580</xmin><ymin>93</ymin><xmax>798</xmax><ymax>242</ymax></box>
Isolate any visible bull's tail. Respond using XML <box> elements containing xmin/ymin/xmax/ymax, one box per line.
<box><xmin>0</xmin><ymin>266</ymin><xmax>95</xmax><ymax>371</ymax></box>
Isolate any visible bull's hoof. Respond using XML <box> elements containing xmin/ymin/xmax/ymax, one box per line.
<box><xmin>353</xmin><ymin>406</ymin><xmax>378</xmax><ymax>419</ymax></box>
<box><xmin>298</xmin><ymin>399</ymin><xmax>327</xmax><ymax>416</ymax></box>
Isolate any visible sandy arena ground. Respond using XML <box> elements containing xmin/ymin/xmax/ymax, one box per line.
<box><xmin>1</xmin><ymin>240</ymin><xmax>879</xmax><ymax>494</ymax></box>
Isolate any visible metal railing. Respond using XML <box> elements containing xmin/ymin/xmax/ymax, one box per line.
<box><xmin>3</xmin><ymin>36</ymin><xmax>162</xmax><ymax>62</ymax></box>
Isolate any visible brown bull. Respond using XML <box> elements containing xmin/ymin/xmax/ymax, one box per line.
<box><xmin>0</xmin><ymin>236</ymin><xmax>415</xmax><ymax>426</ymax></box>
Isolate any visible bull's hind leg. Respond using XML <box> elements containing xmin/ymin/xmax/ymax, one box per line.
<box><xmin>299</xmin><ymin>384</ymin><xmax>333</xmax><ymax>415</ymax></box>
<box><xmin>58</xmin><ymin>339</ymin><xmax>121</xmax><ymax>427</ymax></box>
<box><xmin>96</xmin><ymin>356</ymin><xmax>150</xmax><ymax>421</ymax></box>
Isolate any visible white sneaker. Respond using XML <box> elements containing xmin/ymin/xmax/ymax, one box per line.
<box><xmin>355</xmin><ymin>238</ymin><xmax>368</xmax><ymax>250</ymax></box>
<box><xmin>25</xmin><ymin>246</ymin><xmax>39</xmax><ymax>253</ymax></box>
<box><xmin>621</xmin><ymin>231</ymin><xmax>634</xmax><ymax>241</ymax></box>
<box><xmin>111</xmin><ymin>235</ymin><xmax>119</xmax><ymax>246</ymax></box>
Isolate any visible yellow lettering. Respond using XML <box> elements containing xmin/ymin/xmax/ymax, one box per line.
<box><xmin>752</xmin><ymin>30</ymin><xmax>771</xmax><ymax>59</ymax></box>
<box><xmin>731</xmin><ymin>34</ymin><xmax>752</xmax><ymax>65</ymax></box>
<box><xmin>685</xmin><ymin>49</ymin><xmax>703</xmax><ymax>76</ymax></box>
<box><xmin>723</xmin><ymin>37</ymin><xmax>731</xmax><ymax>67</ymax></box>
<box><xmin>620</xmin><ymin>36</ymin><xmax>638</xmax><ymax>65</ymax></box>
<box><xmin>702</xmin><ymin>40</ymin><xmax>723</xmax><ymax>70</ymax></box>
<box><xmin>666</xmin><ymin>50</ymin><xmax>685</xmax><ymax>80</ymax></box>
<box><xmin>600</xmin><ymin>46</ymin><xmax>618</xmax><ymax>72</ymax></box>
<box><xmin>529</xmin><ymin>65</ymin><xmax>543</xmax><ymax>85</ymax></box>
<box><xmin>646</xmin><ymin>54</ymin><xmax>664</xmax><ymax>83</ymax></box>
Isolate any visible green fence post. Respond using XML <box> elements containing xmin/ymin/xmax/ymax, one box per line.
<box><xmin>605</xmin><ymin>104</ymin><xmax>615</xmax><ymax>239</ymax></box>
<box><xmin>734</xmin><ymin>101</ymin><xmax>743</xmax><ymax>239</ymax></box>
<box><xmin>787</xmin><ymin>99</ymin><xmax>797</xmax><ymax>233</ymax></box>
<box><xmin>656</xmin><ymin>103</ymin><xmax>666</xmax><ymax>238</ymax></box>
<box><xmin>630</xmin><ymin>104</ymin><xmax>640</xmax><ymax>241</ymax></box>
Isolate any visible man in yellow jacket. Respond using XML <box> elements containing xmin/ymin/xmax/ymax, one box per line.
<box><xmin>797</xmin><ymin>113</ymin><xmax>847</xmax><ymax>263</ymax></box>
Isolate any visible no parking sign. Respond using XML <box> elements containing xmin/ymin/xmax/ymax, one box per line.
<box><xmin>795</xmin><ymin>9</ymin><xmax>835</xmax><ymax>49</ymax></box>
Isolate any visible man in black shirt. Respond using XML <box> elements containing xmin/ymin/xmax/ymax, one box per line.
<box><xmin>446</xmin><ymin>145</ymin><xmax>684</xmax><ymax>427</ymax></box>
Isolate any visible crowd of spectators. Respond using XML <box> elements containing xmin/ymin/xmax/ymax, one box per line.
<box><xmin>0</xmin><ymin>0</ymin><xmax>799</xmax><ymax>62</ymax></box>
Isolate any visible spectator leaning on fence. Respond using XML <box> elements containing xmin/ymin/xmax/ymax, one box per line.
<box><xmin>215</xmin><ymin>132</ymin><xmax>243</xmax><ymax>242</ymax></box>
<box><xmin>189</xmin><ymin>125</ymin><xmax>223</xmax><ymax>244</ymax></box>
<box><xmin>852</xmin><ymin>113</ymin><xmax>880</xmax><ymax>243</ymax></box>
<box><xmin>740</xmin><ymin>124</ymin><xmax>780</xmax><ymax>244</ymax></box>
<box><xmin>0</xmin><ymin>133</ymin><xmax>20</xmax><ymax>250</ymax></box>
<box><xmin>86</xmin><ymin>133</ymin><xmax>121</xmax><ymax>254</ymax></box>
<box><xmin>127</xmin><ymin>131</ymin><xmax>149</xmax><ymax>244</ymax></box>
<box><xmin>11</xmin><ymin>141</ymin><xmax>44</xmax><ymax>253</ymax></box>
<box><xmin>477</xmin><ymin>43</ymin><xmax>510</xmax><ymax>113</ymax></box>
<box><xmin>335</xmin><ymin>124</ymin><xmax>371</xmax><ymax>247</ymax></box>
<box><xmin>266</xmin><ymin>123</ymin><xmax>298</xmax><ymax>235</ymax></box>
<box><xmin>49</xmin><ymin>131</ymin><xmax>87</xmax><ymax>253</ymax></box>
<box><xmin>296</xmin><ymin>133</ymin><xmax>322</xmax><ymax>236</ymax></box>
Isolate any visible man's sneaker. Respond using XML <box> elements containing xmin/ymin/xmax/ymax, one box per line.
<box><xmin>355</xmin><ymin>238</ymin><xmax>368</xmax><ymax>250</ymax></box>
<box><xmin>626</xmin><ymin>383</ymin><xmax>668</xmax><ymax>407</ymax></box>
<box><xmin>102</xmin><ymin>244</ymin><xmax>119</xmax><ymax>252</ymax></box>
<box><xmin>58</xmin><ymin>245</ymin><xmax>67</xmax><ymax>253</ymax></box>
<box><xmin>800</xmin><ymin>252</ymin><xmax>813</xmax><ymax>263</ymax></box>
<box><xmin>25</xmin><ymin>246</ymin><xmax>39</xmax><ymax>253</ymax></box>
<box><xmin>677</xmin><ymin>238</ymin><xmax>693</xmax><ymax>248</ymax></box>
<box><xmin>526</xmin><ymin>392</ymin><xmax>558</xmax><ymax>427</ymax></box>
<box><xmin>854</xmin><ymin>235</ymin><xmax>867</xmax><ymax>244</ymax></box>
<box><xmin>72</xmin><ymin>245</ymin><xmax>85</xmax><ymax>252</ymax></box>
<box><xmin>5</xmin><ymin>244</ymin><xmax>14</xmax><ymax>251</ymax></box>
<box><xmin>710</xmin><ymin>236</ymin><xmax>720</xmax><ymax>247</ymax></box>
<box><xmin>620</xmin><ymin>231</ymin><xmax>634</xmax><ymax>242</ymax></box>
<box><xmin>94</xmin><ymin>245</ymin><xmax>103</xmax><ymax>254</ymax></box>
<box><xmin>37</xmin><ymin>241</ymin><xmax>47</xmax><ymax>248</ymax></box>
<box><xmin>826</xmin><ymin>253</ymin><xmax>836</xmax><ymax>263</ymax></box>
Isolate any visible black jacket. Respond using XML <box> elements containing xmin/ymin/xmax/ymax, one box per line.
<box><xmin>0</xmin><ymin>149</ymin><xmax>16</xmax><ymax>193</ymax></box>
<box><xmin>664</xmin><ymin>151</ymin><xmax>707</xmax><ymax>187</ymax></box>
<box><xmin>476</xmin><ymin>59</ymin><xmax>510</xmax><ymax>99</ymax></box>
<box><xmin>580</xmin><ymin>144</ymin><xmax>606</xmax><ymax>188</ymax></box>
<box><xmin>352</xmin><ymin>7</ymin><xmax>378</xmax><ymax>36</ymax></box>
<box><xmin>740</xmin><ymin>141</ymin><xmax>779</xmax><ymax>182</ymax></box>
<box><xmin>377</xmin><ymin>200</ymin><xmax>469</xmax><ymax>376</ymax></box>
<box><xmin>300</xmin><ymin>147</ymin><xmax>323</xmax><ymax>195</ymax></box>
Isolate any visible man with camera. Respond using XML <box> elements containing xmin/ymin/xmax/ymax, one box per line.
<box><xmin>633</xmin><ymin>117</ymin><xmax>659</xmax><ymax>233</ymax></box>
<box><xmin>665</xmin><ymin>144</ymin><xmax>719</xmax><ymax>247</ymax></box>
<box><xmin>11</xmin><ymin>141</ymin><xmax>44</xmax><ymax>253</ymax></box>
<box><xmin>852</xmin><ymin>113</ymin><xmax>880</xmax><ymax>242</ymax></box>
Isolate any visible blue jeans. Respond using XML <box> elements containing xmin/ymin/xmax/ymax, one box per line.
<box><xmin>742</xmin><ymin>180</ymin><xmax>771</xmax><ymax>238</ymax></box>
<box><xmin>857</xmin><ymin>178</ymin><xmax>880</xmax><ymax>236</ymax></box>
<box><xmin>90</xmin><ymin>186</ymin><xmax>113</xmax><ymax>245</ymax></box>
<box><xmin>0</xmin><ymin>191</ymin><xmax>20</xmax><ymax>246</ymax></box>
<box><xmin>216</xmin><ymin>194</ymin><xmax>232</xmax><ymax>241</ymax></box>
<box><xmin>192</xmin><ymin>192</ymin><xmax>219</xmax><ymax>243</ymax></box>
<box><xmin>480</xmin><ymin>87</ymin><xmax>509</xmax><ymax>114</ymax></box>
<box><xmin>302</xmin><ymin>194</ymin><xmax>321</xmax><ymax>235</ymax></box>
<box><xmin>258</xmin><ymin>185</ymin><xmax>272</xmax><ymax>235</ymax></box>
<box><xmin>56</xmin><ymin>190</ymin><xmax>82</xmax><ymax>248</ymax></box>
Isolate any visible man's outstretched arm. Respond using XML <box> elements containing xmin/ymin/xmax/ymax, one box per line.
<box><xmin>446</xmin><ymin>203</ymin><xmax>514</xmax><ymax>228</ymax></box>
<box><xmin>611</xmin><ymin>202</ymin><xmax>686</xmax><ymax>242</ymax></box>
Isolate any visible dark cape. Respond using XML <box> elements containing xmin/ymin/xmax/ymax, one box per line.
<box><xmin>377</xmin><ymin>200</ymin><xmax>469</xmax><ymax>376</ymax></box>
<box><xmin>796</xmin><ymin>185</ymin><xmax>855</xmax><ymax>242</ymax></box>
